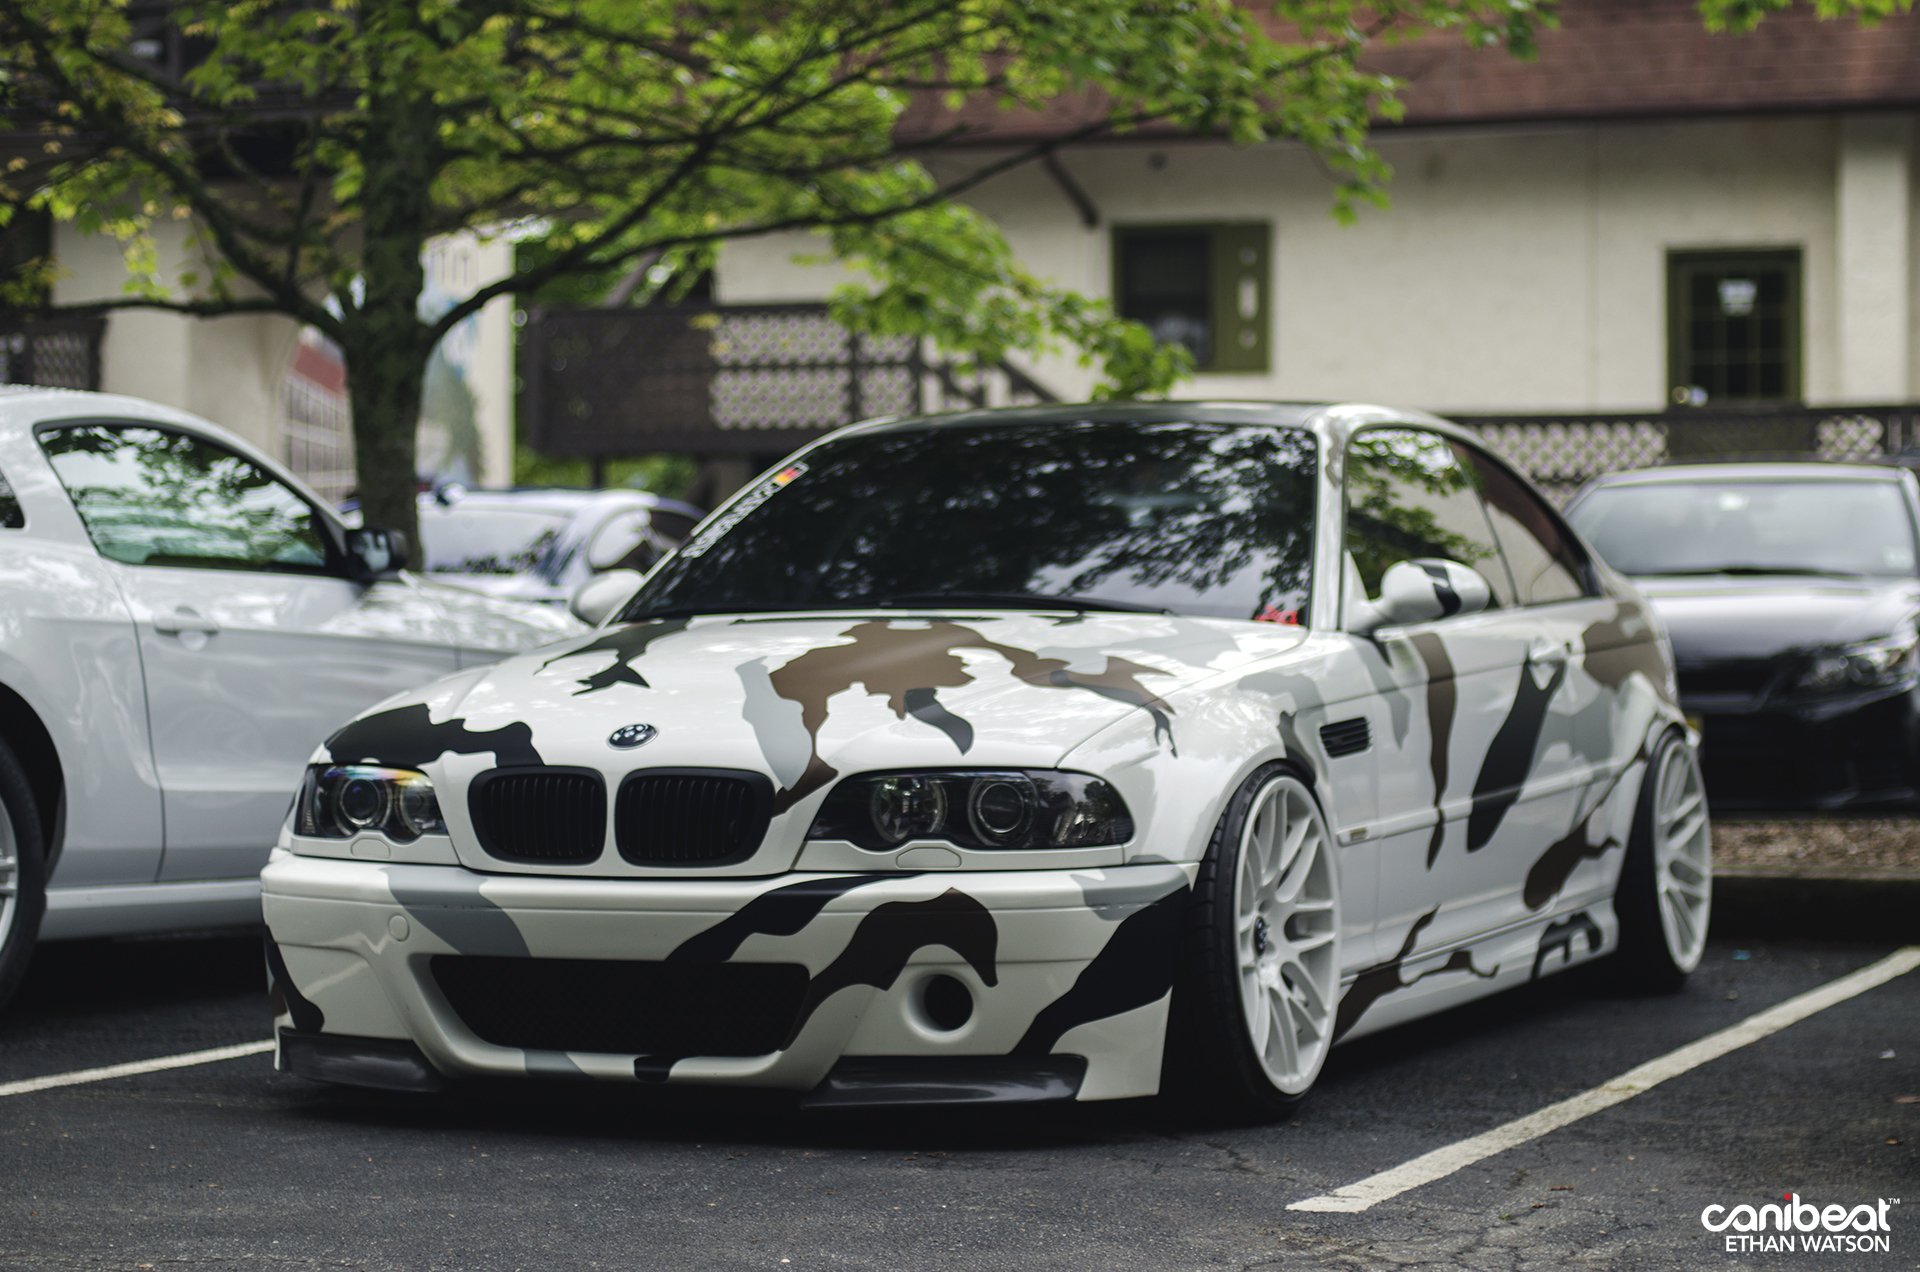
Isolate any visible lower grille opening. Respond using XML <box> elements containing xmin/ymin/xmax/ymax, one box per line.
<box><xmin>431</xmin><ymin>956</ymin><xmax>807</xmax><ymax>1057</ymax></box>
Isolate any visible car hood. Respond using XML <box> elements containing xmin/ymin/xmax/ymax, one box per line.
<box><xmin>1629</xmin><ymin>575</ymin><xmax>1920</xmax><ymax>660</ymax></box>
<box><xmin>322</xmin><ymin>610</ymin><xmax>1306</xmax><ymax>811</ymax></box>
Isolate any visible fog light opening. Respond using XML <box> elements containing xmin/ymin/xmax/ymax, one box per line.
<box><xmin>916</xmin><ymin>973</ymin><xmax>974</xmax><ymax>1033</ymax></box>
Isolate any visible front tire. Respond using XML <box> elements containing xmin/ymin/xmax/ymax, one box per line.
<box><xmin>0</xmin><ymin>735</ymin><xmax>48</xmax><ymax>1017</ymax></box>
<box><xmin>1168</xmin><ymin>765</ymin><xmax>1341</xmax><ymax>1120</ymax></box>
<box><xmin>1613</xmin><ymin>730</ymin><xmax>1711</xmax><ymax>991</ymax></box>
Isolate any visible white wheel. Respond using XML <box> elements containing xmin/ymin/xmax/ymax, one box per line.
<box><xmin>1230</xmin><ymin>775</ymin><xmax>1340</xmax><ymax>1097</ymax></box>
<box><xmin>1651</xmin><ymin>740</ymin><xmax>1711</xmax><ymax>973</ymax></box>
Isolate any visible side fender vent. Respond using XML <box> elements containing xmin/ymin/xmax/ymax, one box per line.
<box><xmin>1319</xmin><ymin>718</ymin><xmax>1372</xmax><ymax>758</ymax></box>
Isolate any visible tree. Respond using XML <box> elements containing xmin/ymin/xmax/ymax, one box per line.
<box><xmin>0</xmin><ymin>0</ymin><xmax>1906</xmax><ymax>543</ymax></box>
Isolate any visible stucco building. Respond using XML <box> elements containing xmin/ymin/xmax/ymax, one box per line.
<box><xmin>1</xmin><ymin>216</ymin><xmax>516</xmax><ymax>500</ymax></box>
<box><xmin>714</xmin><ymin>2</ymin><xmax>1920</xmax><ymax>416</ymax></box>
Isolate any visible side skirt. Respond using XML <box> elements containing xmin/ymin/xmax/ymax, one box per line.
<box><xmin>1335</xmin><ymin>900</ymin><xmax>1619</xmax><ymax>1045</ymax></box>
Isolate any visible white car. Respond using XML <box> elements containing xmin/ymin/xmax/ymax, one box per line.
<box><xmin>262</xmin><ymin>402</ymin><xmax>1709</xmax><ymax>1116</ymax></box>
<box><xmin>0</xmin><ymin>387</ymin><xmax>583</xmax><ymax>1011</ymax></box>
<box><xmin>413</xmin><ymin>487</ymin><xmax>707</xmax><ymax>606</ymax></box>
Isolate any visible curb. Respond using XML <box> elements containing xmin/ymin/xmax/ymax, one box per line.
<box><xmin>1710</xmin><ymin>868</ymin><xmax>1920</xmax><ymax>941</ymax></box>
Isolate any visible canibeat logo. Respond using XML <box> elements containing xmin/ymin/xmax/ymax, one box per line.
<box><xmin>1700</xmin><ymin>1192</ymin><xmax>1899</xmax><ymax>1255</ymax></box>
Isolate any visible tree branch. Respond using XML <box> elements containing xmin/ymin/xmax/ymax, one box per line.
<box><xmin>425</xmin><ymin>107</ymin><xmax>1157</xmax><ymax>344</ymax></box>
<box><xmin>32</xmin><ymin>293</ymin><xmax>296</xmax><ymax>318</ymax></box>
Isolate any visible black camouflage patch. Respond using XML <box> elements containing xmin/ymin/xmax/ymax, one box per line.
<box><xmin>326</xmin><ymin>702</ymin><xmax>541</xmax><ymax>769</ymax></box>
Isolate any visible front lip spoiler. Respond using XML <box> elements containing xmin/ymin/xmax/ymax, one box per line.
<box><xmin>276</xmin><ymin>1029</ymin><xmax>1089</xmax><ymax>1106</ymax></box>
<box><xmin>799</xmin><ymin>1056</ymin><xmax>1088</xmax><ymax>1108</ymax></box>
<box><xmin>278</xmin><ymin>1029</ymin><xmax>447</xmax><ymax>1093</ymax></box>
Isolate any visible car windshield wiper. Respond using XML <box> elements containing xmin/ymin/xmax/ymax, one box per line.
<box><xmin>874</xmin><ymin>590</ymin><xmax>1174</xmax><ymax>614</ymax></box>
<box><xmin>1642</xmin><ymin>565</ymin><xmax>1869</xmax><ymax>579</ymax></box>
<box><xmin>620</xmin><ymin>592</ymin><xmax>1177</xmax><ymax>622</ymax></box>
<box><xmin>617</xmin><ymin>600</ymin><xmax>865</xmax><ymax>622</ymax></box>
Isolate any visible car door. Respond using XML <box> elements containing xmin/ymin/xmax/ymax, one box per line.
<box><xmin>38</xmin><ymin>420</ymin><xmax>462</xmax><ymax>881</ymax></box>
<box><xmin>1457</xmin><ymin>442</ymin><xmax>1653</xmax><ymax>916</ymax></box>
<box><xmin>1342</xmin><ymin>427</ymin><xmax>1590</xmax><ymax>956</ymax></box>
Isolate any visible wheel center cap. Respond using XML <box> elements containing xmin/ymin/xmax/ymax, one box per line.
<box><xmin>1252</xmin><ymin>916</ymin><xmax>1272</xmax><ymax>956</ymax></box>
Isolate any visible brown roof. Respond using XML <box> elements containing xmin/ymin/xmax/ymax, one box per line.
<box><xmin>899</xmin><ymin>0</ymin><xmax>1920</xmax><ymax>145</ymax></box>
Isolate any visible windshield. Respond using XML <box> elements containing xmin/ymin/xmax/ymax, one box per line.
<box><xmin>1568</xmin><ymin>478</ymin><xmax>1919</xmax><ymax>577</ymax></box>
<box><xmin>622</xmin><ymin>419</ymin><xmax>1318</xmax><ymax>622</ymax></box>
<box><xmin>418</xmin><ymin>506</ymin><xmax>569</xmax><ymax>578</ymax></box>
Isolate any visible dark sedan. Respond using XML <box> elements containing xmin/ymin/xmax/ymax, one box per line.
<box><xmin>1567</xmin><ymin>462</ymin><xmax>1920</xmax><ymax>811</ymax></box>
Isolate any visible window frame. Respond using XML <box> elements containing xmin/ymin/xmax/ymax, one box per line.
<box><xmin>1338</xmin><ymin>424</ymin><xmax>1513</xmax><ymax>626</ymax></box>
<box><xmin>622</xmin><ymin>415</ymin><xmax>1320</xmax><ymax>625</ymax></box>
<box><xmin>1111</xmin><ymin>222</ymin><xmax>1272</xmax><ymax>374</ymax></box>
<box><xmin>1451</xmin><ymin>435</ymin><xmax>1601</xmax><ymax>607</ymax></box>
<box><xmin>1666</xmin><ymin>247</ymin><xmax>1804</xmax><ymax>405</ymax></box>
<box><xmin>1337</xmin><ymin>424</ymin><xmax>1602</xmax><ymax>629</ymax></box>
<box><xmin>34</xmin><ymin>417</ymin><xmax>352</xmax><ymax>579</ymax></box>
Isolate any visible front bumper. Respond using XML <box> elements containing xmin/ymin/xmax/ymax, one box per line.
<box><xmin>1688</xmin><ymin>681</ymin><xmax>1920</xmax><ymax>810</ymax></box>
<box><xmin>260</xmin><ymin>851</ymin><xmax>1193</xmax><ymax>1103</ymax></box>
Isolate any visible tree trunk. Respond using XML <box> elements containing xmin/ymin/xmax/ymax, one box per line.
<box><xmin>344</xmin><ymin>329</ymin><xmax>429</xmax><ymax>550</ymax></box>
<box><xmin>342</xmin><ymin>0</ymin><xmax>441</xmax><ymax>554</ymax></box>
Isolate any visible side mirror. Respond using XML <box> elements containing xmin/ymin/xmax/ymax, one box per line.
<box><xmin>569</xmin><ymin>569</ymin><xmax>644</xmax><ymax>627</ymax></box>
<box><xmin>346</xmin><ymin>527</ymin><xmax>411</xmax><ymax>579</ymax></box>
<box><xmin>1349</xmin><ymin>558</ymin><xmax>1492</xmax><ymax>635</ymax></box>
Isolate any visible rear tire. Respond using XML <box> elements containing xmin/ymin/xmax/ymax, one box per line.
<box><xmin>0</xmin><ymin>734</ymin><xmax>48</xmax><ymax>1017</ymax></box>
<box><xmin>1166</xmin><ymin>764</ymin><xmax>1341</xmax><ymax>1121</ymax></box>
<box><xmin>1612</xmin><ymin>729</ymin><xmax>1711</xmax><ymax>992</ymax></box>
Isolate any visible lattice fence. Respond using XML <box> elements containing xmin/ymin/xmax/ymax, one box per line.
<box><xmin>0</xmin><ymin>316</ymin><xmax>105</xmax><ymax>391</ymax></box>
<box><xmin>1456</xmin><ymin>406</ymin><xmax>1920</xmax><ymax>504</ymax></box>
<box><xmin>524</xmin><ymin>306</ymin><xmax>1920</xmax><ymax>495</ymax></box>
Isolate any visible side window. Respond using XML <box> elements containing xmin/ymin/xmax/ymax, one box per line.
<box><xmin>0</xmin><ymin>466</ymin><xmax>21</xmax><ymax>529</ymax></box>
<box><xmin>40</xmin><ymin>423</ymin><xmax>334</xmax><ymax>574</ymax></box>
<box><xmin>1458</xmin><ymin>448</ymin><xmax>1591</xmax><ymax>606</ymax></box>
<box><xmin>1344</xmin><ymin>428</ymin><xmax>1512</xmax><ymax>608</ymax></box>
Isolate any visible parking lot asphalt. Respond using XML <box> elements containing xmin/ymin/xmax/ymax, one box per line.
<box><xmin>0</xmin><ymin>934</ymin><xmax>1913</xmax><ymax>1271</ymax></box>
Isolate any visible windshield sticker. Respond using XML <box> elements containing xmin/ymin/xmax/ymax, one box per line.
<box><xmin>1255</xmin><ymin>603</ymin><xmax>1300</xmax><ymax>625</ymax></box>
<box><xmin>680</xmin><ymin>462</ymin><xmax>809</xmax><ymax>559</ymax></box>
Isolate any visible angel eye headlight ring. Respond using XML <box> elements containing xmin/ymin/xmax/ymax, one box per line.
<box><xmin>296</xmin><ymin>765</ymin><xmax>445</xmax><ymax>842</ymax></box>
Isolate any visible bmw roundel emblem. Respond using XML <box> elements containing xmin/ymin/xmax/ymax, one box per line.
<box><xmin>608</xmin><ymin>723</ymin><xmax>658</xmax><ymax>750</ymax></box>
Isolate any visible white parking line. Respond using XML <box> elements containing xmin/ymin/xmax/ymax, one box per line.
<box><xmin>1289</xmin><ymin>945</ymin><xmax>1920</xmax><ymax>1213</ymax></box>
<box><xmin>0</xmin><ymin>1039</ymin><xmax>274</xmax><ymax>1099</ymax></box>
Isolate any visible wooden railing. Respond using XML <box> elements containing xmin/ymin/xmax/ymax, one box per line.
<box><xmin>520</xmin><ymin>303</ymin><xmax>1057</xmax><ymax>459</ymax></box>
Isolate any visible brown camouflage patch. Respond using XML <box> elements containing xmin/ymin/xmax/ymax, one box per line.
<box><xmin>766</xmin><ymin>620</ymin><xmax>1176</xmax><ymax>812</ymax></box>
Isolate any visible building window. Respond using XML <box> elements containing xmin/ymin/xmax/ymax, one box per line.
<box><xmin>1113</xmin><ymin>224</ymin><xmax>1270</xmax><ymax>373</ymax></box>
<box><xmin>1667</xmin><ymin>249</ymin><xmax>1801</xmax><ymax>405</ymax></box>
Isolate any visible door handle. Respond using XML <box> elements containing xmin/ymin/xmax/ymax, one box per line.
<box><xmin>1527</xmin><ymin>638</ymin><xmax>1569</xmax><ymax>667</ymax></box>
<box><xmin>153</xmin><ymin>608</ymin><xmax>221</xmax><ymax>637</ymax></box>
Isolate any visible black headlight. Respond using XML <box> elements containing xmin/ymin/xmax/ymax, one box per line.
<box><xmin>295</xmin><ymin>765</ymin><xmax>446</xmax><ymax>841</ymax></box>
<box><xmin>808</xmin><ymin>770</ymin><xmax>1133</xmax><ymax>851</ymax></box>
<box><xmin>1792</xmin><ymin>625</ymin><xmax>1920</xmax><ymax>693</ymax></box>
